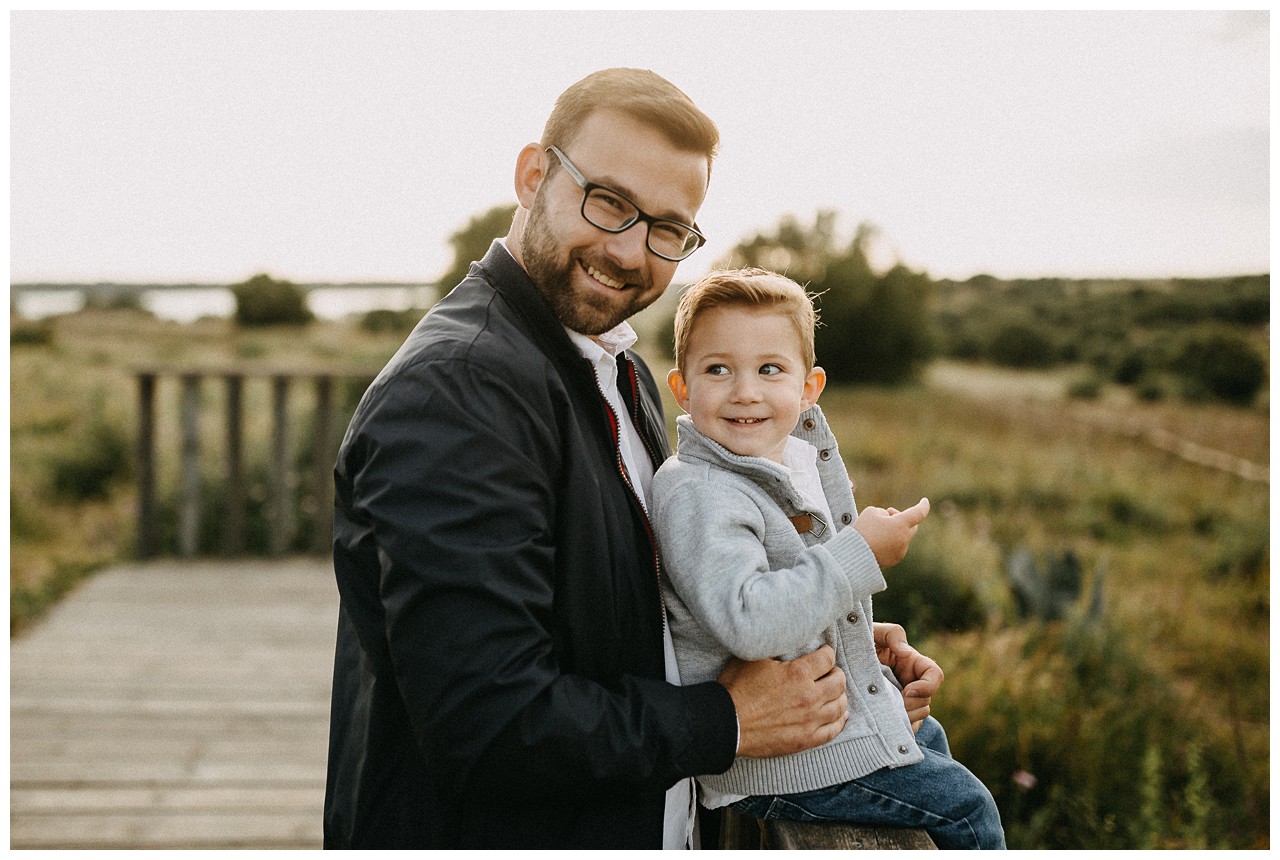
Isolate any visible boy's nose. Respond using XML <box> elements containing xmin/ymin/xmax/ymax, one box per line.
<box><xmin>730</xmin><ymin>376</ymin><xmax>762</xmax><ymax>402</ymax></box>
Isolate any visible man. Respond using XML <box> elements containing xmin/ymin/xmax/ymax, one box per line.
<box><xmin>324</xmin><ymin>67</ymin><xmax>942</xmax><ymax>849</ymax></box>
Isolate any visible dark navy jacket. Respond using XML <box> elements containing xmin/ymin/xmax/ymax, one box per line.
<box><xmin>324</xmin><ymin>242</ymin><xmax>737</xmax><ymax>848</ymax></box>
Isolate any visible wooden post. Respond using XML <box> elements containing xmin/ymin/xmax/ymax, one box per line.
<box><xmin>179</xmin><ymin>374</ymin><xmax>202</xmax><ymax>557</ymax></box>
<box><xmin>311</xmin><ymin>376</ymin><xmax>334</xmax><ymax>555</ymax></box>
<box><xmin>224</xmin><ymin>374</ymin><xmax>245</xmax><ymax>556</ymax></box>
<box><xmin>269</xmin><ymin>375</ymin><xmax>292</xmax><ymax>556</ymax></box>
<box><xmin>135</xmin><ymin>373</ymin><xmax>157</xmax><ymax>558</ymax></box>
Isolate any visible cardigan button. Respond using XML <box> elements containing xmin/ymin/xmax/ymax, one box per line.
<box><xmin>841</xmin><ymin>512</ymin><xmax>853</xmax><ymax>525</ymax></box>
<box><xmin>819</xmin><ymin>449</ymin><xmax>832</xmax><ymax>461</ymax></box>
<box><xmin>867</xmin><ymin>684</ymin><xmax>879</xmax><ymax>694</ymax></box>
<box><xmin>803</xmin><ymin>418</ymin><xmax>816</xmax><ymax>430</ymax></box>
<box><xmin>898</xmin><ymin>745</ymin><xmax>910</xmax><ymax>754</ymax></box>
<box><xmin>846</xmin><ymin>612</ymin><xmax>858</xmax><ymax>624</ymax></box>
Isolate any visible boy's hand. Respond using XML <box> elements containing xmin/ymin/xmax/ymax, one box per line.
<box><xmin>874</xmin><ymin>622</ymin><xmax>944</xmax><ymax>732</ymax></box>
<box><xmin>853</xmin><ymin>497</ymin><xmax>930</xmax><ymax>568</ymax></box>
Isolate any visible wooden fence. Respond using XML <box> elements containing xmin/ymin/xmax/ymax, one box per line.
<box><xmin>134</xmin><ymin>367</ymin><xmax>378</xmax><ymax>559</ymax></box>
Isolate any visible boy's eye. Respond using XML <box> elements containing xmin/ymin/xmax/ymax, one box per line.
<box><xmin>759</xmin><ymin>364</ymin><xmax>783</xmax><ymax>376</ymax></box>
<box><xmin>705</xmin><ymin>364</ymin><xmax>729</xmax><ymax>376</ymax></box>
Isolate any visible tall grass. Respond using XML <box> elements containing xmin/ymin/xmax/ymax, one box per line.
<box><xmin>799</xmin><ymin>382</ymin><xmax>1269</xmax><ymax>849</ymax></box>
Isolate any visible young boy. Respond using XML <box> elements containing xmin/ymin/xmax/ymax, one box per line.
<box><xmin>651</xmin><ymin>268</ymin><xmax>1004</xmax><ymax>850</ymax></box>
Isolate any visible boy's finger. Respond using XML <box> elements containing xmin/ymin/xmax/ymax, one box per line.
<box><xmin>896</xmin><ymin>497</ymin><xmax>931</xmax><ymax>526</ymax></box>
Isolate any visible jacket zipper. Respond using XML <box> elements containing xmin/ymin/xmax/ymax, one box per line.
<box><xmin>592</xmin><ymin>358</ymin><xmax>668</xmax><ymax>636</ymax></box>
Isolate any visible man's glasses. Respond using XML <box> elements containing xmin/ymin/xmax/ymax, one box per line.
<box><xmin>546</xmin><ymin>145</ymin><xmax>706</xmax><ymax>262</ymax></box>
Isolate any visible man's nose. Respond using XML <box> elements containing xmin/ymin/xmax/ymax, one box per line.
<box><xmin>602</xmin><ymin>221</ymin><xmax>650</xmax><ymax>270</ymax></box>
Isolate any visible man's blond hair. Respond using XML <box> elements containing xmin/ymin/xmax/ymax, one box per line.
<box><xmin>673</xmin><ymin>268</ymin><xmax>819</xmax><ymax>372</ymax></box>
<box><xmin>541</xmin><ymin>68</ymin><xmax>719</xmax><ymax>176</ymax></box>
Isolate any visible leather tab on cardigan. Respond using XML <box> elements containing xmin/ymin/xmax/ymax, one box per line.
<box><xmin>789</xmin><ymin>513</ymin><xmax>813</xmax><ymax>534</ymax></box>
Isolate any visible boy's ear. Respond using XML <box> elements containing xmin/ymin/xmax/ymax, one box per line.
<box><xmin>513</xmin><ymin>143</ymin><xmax>547</xmax><ymax>208</ymax></box>
<box><xmin>801</xmin><ymin>366</ymin><xmax>827</xmax><ymax>410</ymax></box>
<box><xmin>667</xmin><ymin>368</ymin><xmax>691</xmax><ymax>412</ymax></box>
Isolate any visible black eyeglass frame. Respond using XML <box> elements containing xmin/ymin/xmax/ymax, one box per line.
<box><xmin>545</xmin><ymin>145</ymin><xmax>707</xmax><ymax>262</ymax></box>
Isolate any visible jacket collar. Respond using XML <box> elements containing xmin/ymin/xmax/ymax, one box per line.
<box><xmin>477</xmin><ymin>240</ymin><xmax>670</xmax><ymax>464</ymax></box>
<box><xmin>474</xmin><ymin>240</ymin><xmax>584</xmax><ymax>370</ymax></box>
<box><xmin>674</xmin><ymin>414</ymin><xmax>818</xmax><ymax>513</ymax></box>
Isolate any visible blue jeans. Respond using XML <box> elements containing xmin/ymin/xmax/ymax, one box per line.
<box><xmin>730</xmin><ymin>717</ymin><xmax>1005</xmax><ymax>850</ymax></box>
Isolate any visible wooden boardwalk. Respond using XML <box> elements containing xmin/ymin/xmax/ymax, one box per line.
<box><xmin>10</xmin><ymin>558</ymin><xmax>338</xmax><ymax>850</ymax></box>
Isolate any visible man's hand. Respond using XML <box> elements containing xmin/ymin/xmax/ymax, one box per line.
<box><xmin>874</xmin><ymin>622</ymin><xmax>943</xmax><ymax>732</ymax></box>
<box><xmin>853</xmin><ymin>497</ymin><xmax>930</xmax><ymax>568</ymax></box>
<box><xmin>717</xmin><ymin>646</ymin><xmax>848</xmax><ymax>758</ymax></box>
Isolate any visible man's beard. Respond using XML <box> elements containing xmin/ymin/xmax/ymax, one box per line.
<box><xmin>521</xmin><ymin>192</ymin><xmax>658</xmax><ymax>336</ymax></box>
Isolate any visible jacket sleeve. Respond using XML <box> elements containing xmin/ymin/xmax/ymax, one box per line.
<box><xmin>653</xmin><ymin>476</ymin><xmax>885</xmax><ymax>662</ymax></box>
<box><xmin>339</xmin><ymin>356</ymin><xmax>737</xmax><ymax>800</ymax></box>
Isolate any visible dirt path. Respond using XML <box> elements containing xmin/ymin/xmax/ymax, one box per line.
<box><xmin>926</xmin><ymin>363</ymin><xmax>1269</xmax><ymax>484</ymax></box>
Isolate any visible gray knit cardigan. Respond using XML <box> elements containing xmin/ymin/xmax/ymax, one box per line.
<box><xmin>651</xmin><ymin>407</ymin><xmax>923</xmax><ymax>796</ymax></box>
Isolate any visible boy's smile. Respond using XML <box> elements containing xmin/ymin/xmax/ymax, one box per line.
<box><xmin>668</xmin><ymin>304</ymin><xmax>825</xmax><ymax>464</ymax></box>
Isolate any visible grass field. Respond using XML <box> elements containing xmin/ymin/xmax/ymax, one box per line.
<box><xmin>10</xmin><ymin>307</ymin><xmax>1270</xmax><ymax>848</ymax></box>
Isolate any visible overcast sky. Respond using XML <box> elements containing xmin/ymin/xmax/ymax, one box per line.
<box><xmin>9</xmin><ymin>10</ymin><xmax>1269</xmax><ymax>285</ymax></box>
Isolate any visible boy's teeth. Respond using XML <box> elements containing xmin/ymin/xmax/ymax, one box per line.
<box><xmin>731</xmin><ymin>418</ymin><xmax>764</xmax><ymax>424</ymax></box>
<box><xmin>587</xmin><ymin>265</ymin><xmax>624</xmax><ymax>290</ymax></box>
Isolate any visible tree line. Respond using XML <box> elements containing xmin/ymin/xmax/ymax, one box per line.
<box><xmin>205</xmin><ymin>204</ymin><xmax>1269</xmax><ymax>409</ymax></box>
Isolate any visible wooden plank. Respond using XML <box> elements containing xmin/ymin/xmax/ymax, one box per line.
<box><xmin>269</xmin><ymin>376</ymin><xmax>292</xmax><ymax>555</ymax></box>
<box><xmin>10</xmin><ymin>559</ymin><xmax>339</xmax><ymax>850</ymax></box>
<box><xmin>311</xmin><ymin>375</ymin><xmax>334</xmax><ymax>554</ymax></box>
<box><xmin>135</xmin><ymin>373</ymin><xmax>157</xmax><ymax>558</ymax></box>
<box><xmin>767</xmin><ymin>819</ymin><xmax>937</xmax><ymax>850</ymax></box>
<box><xmin>719</xmin><ymin>805</ymin><xmax>937</xmax><ymax>850</ymax></box>
<box><xmin>223</xmin><ymin>373</ymin><xmax>246</xmax><ymax>555</ymax></box>
<box><xmin>179</xmin><ymin>374</ymin><xmax>202</xmax><ymax>557</ymax></box>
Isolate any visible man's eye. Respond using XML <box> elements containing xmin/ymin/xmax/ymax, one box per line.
<box><xmin>594</xmin><ymin>190</ymin><xmax>628</xmax><ymax>212</ymax></box>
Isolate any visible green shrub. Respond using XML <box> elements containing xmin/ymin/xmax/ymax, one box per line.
<box><xmin>360</xmin><ymin>307</ymin><xmax>424</xmax><ymax>334</ymax></box>
<box><xmin>874</xmin><ymin>548</ymin><xmax>986</xmax><ymax>638</ymax></box>
<box><xmin>49</xmin><ymin>419</ymin><xmax>132</xmax><ymax>501</ymax></box>
<box><xmin>987</xmin><ymin>321</ymin><xmax>1056</xmax><ymax>368</ymax></box>
<box><xmin>230</xmin><ymin>273</ymin><xmax>313</xmax><ymax>327</ymax></box>
<box><xmin>1134</xmin><ymin>375</ymin><xmax>1167</xmax><ymax>402</ymax></box>
<box><xmin>1169</xmin><ymin>328</ymin><xmax>1265</xmax><ymax>406</ymax></box>
<box><xmin>1067</xmin><ymin>374</ymin><xmax>1103</xmax><ymax>399</ymax></box>
<box><xmin>11</xmin><ymin>320</ymin><xmax>53</xmax><ymax>347</ymax></box>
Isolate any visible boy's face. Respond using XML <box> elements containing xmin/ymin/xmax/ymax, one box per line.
<box><xmin>668</xmin><ymin>304</ymin><xmax>825</xmax><ymax>464</ymax></box>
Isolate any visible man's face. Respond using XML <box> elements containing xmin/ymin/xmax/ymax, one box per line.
<box><xmin>521</xmin><ymin>109</ymin><xmax>708</xmax><ymax>336</ymax></box>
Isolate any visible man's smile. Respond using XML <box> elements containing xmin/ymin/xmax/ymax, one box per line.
<box><xmin>584</xmin><ymin>262</ymin><xmax>627</xmax><ymax>290</ymax></box>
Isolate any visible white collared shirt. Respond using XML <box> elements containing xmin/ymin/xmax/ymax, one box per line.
<box><xmin>566</xmin><ymin>323</ymin><xmax>696</xmax><ymax>850</ymax></box>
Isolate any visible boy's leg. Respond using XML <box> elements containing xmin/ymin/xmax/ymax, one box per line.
<box><xmin>730</xmin><ymin>717</ymin><xmax>1005</xmax><ymax>850</ymax></box>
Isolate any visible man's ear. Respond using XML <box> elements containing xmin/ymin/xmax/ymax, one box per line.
<box><xmin>513</xmin><ymin>143</ymin><xmax>547</xmax><ymax>209</ymax></box>
<box><xmin>667</xmin><ymin>367</ymin><xmax>691</xmax><ymax>413</ymax></box>
<box><xmin>801</xmin><ymin>366</ymin><xmax>827</xmax><ymax>410</ymax></box>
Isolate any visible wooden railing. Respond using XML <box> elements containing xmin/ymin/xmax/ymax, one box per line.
<box><xmin>717</xmin><ymin>807</ymin><xmax>936</xmax><ymax>850</ymax></box>
<box><xmin>133</xmin><ymin>366</ymin><xmax>379</xmax><ymax>558</ymax></box>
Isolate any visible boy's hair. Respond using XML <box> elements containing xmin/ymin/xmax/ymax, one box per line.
<box><xmin>541</xmin><ymin>68</ymin><xmax>720</xmax><ymax>177</ymax></box>
<box><xmin>673</xmin><ymin>268</ymin><xmax>819</xmax><ymax>372</ymax></box>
